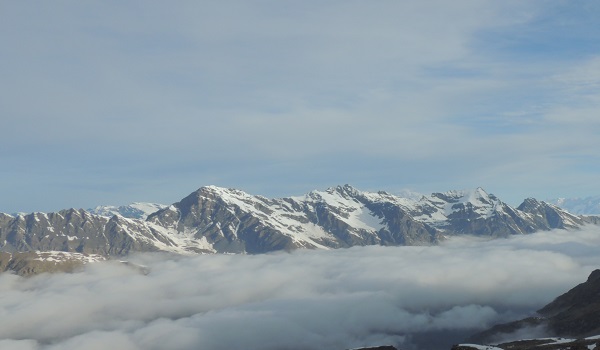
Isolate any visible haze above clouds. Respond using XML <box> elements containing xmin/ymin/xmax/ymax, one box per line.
<box><xmin>2</xmin><ymin>1</ymin><xmax>600</xmax><ymax>212</ymax></box>
<box><xmin>2</xmin><ymin>226</ymin><xmax>600</xmax><ymax>350</ymax></box>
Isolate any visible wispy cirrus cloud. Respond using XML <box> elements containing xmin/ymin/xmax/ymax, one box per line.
<box><xmin>1</xmin><ymin>1</ymin><xmax>599</xmax><ymax>212</ymax></box>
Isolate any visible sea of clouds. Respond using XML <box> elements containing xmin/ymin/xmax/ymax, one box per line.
<box><xmin>2</xmin><ymin>226</ymin><xmax>600</xmax><ymax>350</ymax></box>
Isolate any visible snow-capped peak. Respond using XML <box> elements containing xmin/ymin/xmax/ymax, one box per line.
<box><xmin>329</xmin><ymin>184</ymin><xmax>361</xmax><ymax>197</ymax></box>
<box><xmin>434</xmin><ymin>187</ymin><xmax>493</xmax><ymax>202</ymax></box>
<box><xmin>89</xmin><ymin>202</ymin><xmax>166</xmax><ymax>219</ymax></box>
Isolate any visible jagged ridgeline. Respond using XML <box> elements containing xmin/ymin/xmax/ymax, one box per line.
<box><xmin>1</xmin><ymin>185</ymin><xmax>598</xmax><ymax>259</ymax></box>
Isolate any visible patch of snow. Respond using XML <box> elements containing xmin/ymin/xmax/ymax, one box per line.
<box><xmin>145</xmin><ymin>222</ymin><xmax>215</xmax><ymax>254</ymax></box>
<box><xmin>547</xmin><ymin>337</ymin><xmax>576</xmax><ymax>344</ymax></box>
<box><xmin>458</xmin><ymin>344</ymin><xmax>503</xmax><ymax>350</ymax></box>
<box><xmin>348</xmin><ymin>207</ymin><xmax>385</xmax><ymax>231</ymax></box>
<box><xmin>33</xmin><ymin>251</ymin><xmax>106</xmax><ymax>264</ymax></box>
<box><xmin>286</xmin><ymin>223</ymin><xmax>331</xmax><ymax>250</ymax></box>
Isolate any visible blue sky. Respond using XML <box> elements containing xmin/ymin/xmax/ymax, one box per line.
<box><xmin>2</xmin><ymin>1</ymin><xmax>600</xmax><ymax>213</ymax></box>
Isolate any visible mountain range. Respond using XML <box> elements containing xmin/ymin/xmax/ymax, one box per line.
<box><xmin>1</xmin><ymin>185</ymin><xmax>599</xmax><ymax>275</ymax></box>
<box><xmin>547</xmin><ymin>196</ymin><xmax>600</xmax><ymax>215</ymax></box>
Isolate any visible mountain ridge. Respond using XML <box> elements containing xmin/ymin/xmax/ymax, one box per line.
<box><xmin>1</xmin><ymin>185</ymin><xmax>598</xmax><ymax>262</ymax></box>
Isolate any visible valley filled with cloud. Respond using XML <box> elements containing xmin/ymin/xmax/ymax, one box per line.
<box><xmin>2</xmin><ymin>226</ymin><xmax>599</xmax><ymax>350</ymax></box>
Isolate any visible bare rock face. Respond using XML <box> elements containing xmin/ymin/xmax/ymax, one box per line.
<box><xmin>582</xmin><ymin>215</ymin><xmax>600</xmax><ymax>225</ymax></box>
<box><xmin>517</xmin><ymin>198</ymin><xmax>585</xmax><ymax>230</ymax></box>
<box><xmin>0</xmin><ymin>210</ymin><xmax>180</xmax><ymax>256</ymax></box>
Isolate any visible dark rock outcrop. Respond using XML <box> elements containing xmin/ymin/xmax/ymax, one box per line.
<box><xmin>465</xmin><ymin>269</ymin><xmax>600</xmax><ymax>348</ymax></box>
<box><xmin>539</xmin><ymin>269</ymin><xmax>600</xmax><ymax>338</ymax></box>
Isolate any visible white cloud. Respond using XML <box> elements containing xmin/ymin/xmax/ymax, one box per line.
<box><xmin>1</xmin><ymin>226</ymin><xmax>599</xmax><ymax>350</ymax></box>
<box><xmin>0</xmin><ymin>340</ymin><xmax>39</xmax><ymax>350</ymax></box>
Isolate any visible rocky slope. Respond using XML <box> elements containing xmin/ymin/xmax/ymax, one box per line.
<box><xmin>0</xmin><ymin>185</ymin><xmax>596</xmax><ymax>259</ymax></box>
<box><xmin>0</xmin><ymin>251</ymin><xmax>105</xmax><ymax>276</ymax></box>
<box><xmin>458</xmin><ymin>269</ymin><xmax>600</xmax><ymax>350</ymax></box>
<box><xmin>453</xmin><ymin>337</ymin><xmax>600</xmax><ymax>350</ymax></box>
<box><xmin>0</xmin><ymin>210</ymin><xmax>181</xmax><ymax>255</ymax></box>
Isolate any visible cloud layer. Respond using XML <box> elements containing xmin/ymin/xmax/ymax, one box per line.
<box><xmin>2</xmin><ymin>226</ymin><xmax>600</xmax><ymax>350</ymax></box>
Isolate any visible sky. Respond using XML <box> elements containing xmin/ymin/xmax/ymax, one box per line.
<box><xmin>2</xmin><ymin>1</ymin><xmax>600</xmax><ymax>213</ymax></box>
<box><xmin>2</xmin><ymin>227</ymin><xmax>600</xmax><ymax>350</ymax></box>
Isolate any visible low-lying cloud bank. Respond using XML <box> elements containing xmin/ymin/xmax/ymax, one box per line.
<box><xmin>2</xmin><ymin>226</ymin><xmax>600</xmax><ymax>350</ymax></box>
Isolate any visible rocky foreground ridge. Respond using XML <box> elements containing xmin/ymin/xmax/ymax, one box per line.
<box><xmin>455</xmin><ymin>269</ymin><xmax>600</xmax><ymax>350</ymax></box>
<box><xmin>1</xmin><ymin>185</ymin><xmax>598</xmax><ymax>273</ymax></box>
